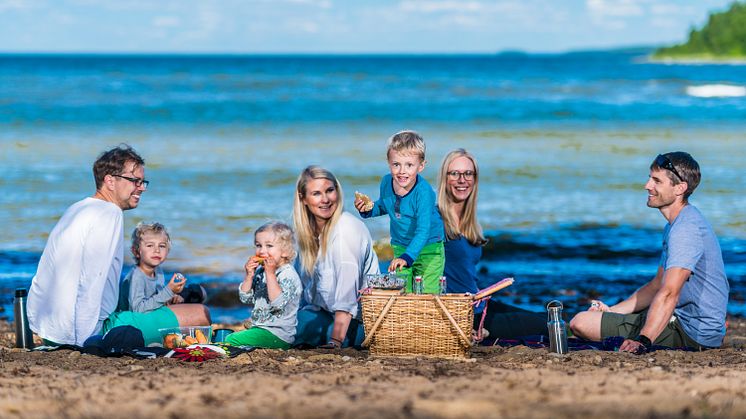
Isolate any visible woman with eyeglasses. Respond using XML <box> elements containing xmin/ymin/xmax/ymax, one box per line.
<box><xmin>437</xmin><ymin>149</ymin><xmax>545</xmax><ymax>340</ymax></box>
<box><xmin>292</xmin><ymin>166</ymin><xmax>380</xmax><ymax>349</ymax></box>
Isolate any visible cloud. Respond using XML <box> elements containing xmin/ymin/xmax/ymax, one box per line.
<box><xmin>286</xmin><ymin>0</ymin><xmax>332</xmax><ymax>8</ymax></box>
<box><xmin>0</xmin><ymin>0</ymin><xmax>36</xmax><ymax>12</ymax></box>
<box><xmin>650</xmin><ymin>4</ymin><xmax>695</xmax><ymax>16</ymax></box>
<box><xmin>287</xmin><ymin>19</ymin><xmax>320</xmax><ymax>34</ymax></box>
<box><xmin>152</xmin><ymin>15</ymin><xmax>180</xmax><ymax>28</ymax></box>
<box><xmin>586</xmin><ymin>0</ymin><xmax>643</xmax><ymax>18</ymax></box>
<box><xmin>399</xmin><ymin>0</ymin><xmax>483</xmax><ymax>13</ymax></box>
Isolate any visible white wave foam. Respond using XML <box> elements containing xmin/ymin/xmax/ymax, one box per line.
<box><xmin>686</xmin><ymin>84</ymin><xmax>746</xmax><ymax>98</ymax></box>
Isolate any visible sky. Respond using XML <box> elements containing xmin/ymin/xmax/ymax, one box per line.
<box><xmin>0</xmin><ymin>0</ymin><xmax>738</xmax><ymax>54</ymax></box>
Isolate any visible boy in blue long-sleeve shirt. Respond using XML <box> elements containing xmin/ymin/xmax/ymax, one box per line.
<box><xmin>354</xmin><ymin>130</ymin><xmax>445</xmax><ymax>293</ymax></box>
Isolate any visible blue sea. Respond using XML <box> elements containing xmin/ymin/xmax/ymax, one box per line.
<box><xmin>2</xmin><ymin>51</ymin><xmax>746</xmax><ymax>323</ymax></box>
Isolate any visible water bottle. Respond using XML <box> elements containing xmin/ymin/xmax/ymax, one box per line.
<box><xmin>14</xmin><ymin>288</ymin><xmax>34</xmax><ymax>349</ymax></box>
<box><xmin>413</xmin><ymin>276</ymin><xmax>423</xmax><ymax>295</ymax></box>
<box><xmin>438</xmin><ymin>276</ymin><xmax>447</xmax><ymax>295</ymax></box>
<box><xmin>546</xmin><ymin>300</ymin><xmax>568</xmax><ymax>355</ymax></box>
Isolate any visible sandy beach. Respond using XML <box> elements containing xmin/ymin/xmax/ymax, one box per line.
<box><xmin>2</xmin><ymin>319</ymin><xmax>746</xmax><ymax>419</ymax></box>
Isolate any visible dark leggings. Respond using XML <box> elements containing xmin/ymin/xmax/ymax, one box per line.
<box><xmin>475</xmin><ymin>300</ymin><xmax>547</xmax><ymax>339</ymax></box>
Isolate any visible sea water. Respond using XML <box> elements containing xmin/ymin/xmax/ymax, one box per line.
<box><xmin>1</xmin><ymin>51</ymin><xmax>745</xmax><ymax>323</ymax></box>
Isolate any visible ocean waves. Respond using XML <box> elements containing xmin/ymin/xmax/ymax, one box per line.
<box><xmin>3</xmin><ymin>52</ymin><xmax>746</xmax><ymax>127</ymax></box>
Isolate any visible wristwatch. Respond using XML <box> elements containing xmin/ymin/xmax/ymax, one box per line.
<box><xmin>635</xmin><ymin>334</ymin><xmax>652</xmax><ymax>347</ymax></box>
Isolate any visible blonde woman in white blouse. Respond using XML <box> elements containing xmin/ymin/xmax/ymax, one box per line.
<box><xmin>292</xmin><ymin>166</ymin><xmax>380</xmax><ymax>349</ymax></box>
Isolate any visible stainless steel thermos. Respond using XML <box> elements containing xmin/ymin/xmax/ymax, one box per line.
<box><xmin>14</xmin><ymin>288</ymin><xmax>34</xmax><ymax>349</ymax></box>
<box><xmin>546</xmin><ymin>300</ymin><xmax>568</xmax><ymax>354</ymax></box>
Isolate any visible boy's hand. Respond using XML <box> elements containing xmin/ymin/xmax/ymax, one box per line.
<box><xmin>354</xmin><ymin>191</ymin><xmax>374</xmax><ymax>212</ymax></box>
<box><xmin>168</xmin><ymin>273</ymin><xmax>187</xmax><ymax>293</ymax></box>
<box><xmin>388</xmin><ymin>258</ymin><xmax>408</xmax><ymax>272</ymax></box>
<box><xmin>169</xmin><ymin>295</ymin><xmax>185</xmax><ymax>305</ymax></box>
<box><xmin>353</xmin><ymin>197</ymin><xmax>367</xmax><ymax>213</ymax></box>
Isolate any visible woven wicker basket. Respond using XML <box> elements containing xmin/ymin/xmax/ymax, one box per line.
<box><xmin>360</xmin><ymin>290</ymin><xmax>475</xmax><ymax>359</ymax></box>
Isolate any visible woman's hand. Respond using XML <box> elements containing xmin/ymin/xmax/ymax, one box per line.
<box><xmin>589</xmin><ymin>300</ymin><xmax>609</xmax><ymax>312</ymax></box>
<box><xmin>318</xmin><ymin>337</ymin><xmax>343</xmax><ymax>350</ymax></box>
<box><xmin>168</xmin><ymin>273</ymin><xmax>186</xmax><ymax>294</ymax></box>
<box><xmin>388</xmin><ymin>258</ymin><xmax>408</xmax><ymax>272</ymax></box>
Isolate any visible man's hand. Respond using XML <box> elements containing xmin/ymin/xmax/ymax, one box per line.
<box><xmin>619</xmin><ymin>338</ymin><xmax>647</xmax><ymax>354</ymax></box>
<box><xmin>589</xmin><ymin>300</ymin><xmax>610</xmax><ymax>312</ymax></box>
<box><xmin>388</xmin><ymin>258</ymin><xmax>407</xmax><ymax>272</ymax></box>
<box><xmin>168</xmin><ymin>273</ymin><xmax>186</xmax><ymax>294</ymax></box>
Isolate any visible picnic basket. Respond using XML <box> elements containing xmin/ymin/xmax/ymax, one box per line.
<box><xmin>360</xmin><ymin>278</ymin><xmax>514</xmax><ymax>359</ymax></box>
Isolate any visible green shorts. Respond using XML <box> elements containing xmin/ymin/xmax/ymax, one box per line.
<box><xmin>392</xmin><ymin>241</ymin><xmax>445</xmax><ymax>294</ymax></box>
<box><xmin>225</xmin><ymin>326</ymin><xmax>291</xmax><ymax>349</ymax></box>
<box><xmin>103</xmin><ymin>306</ymin><xmax>179</xmax><ymax>346</ymax></box>
<box><xmin>601</xmin><ymin>310</ymin><xmax>707</xmax><ymax>350</ymax></box>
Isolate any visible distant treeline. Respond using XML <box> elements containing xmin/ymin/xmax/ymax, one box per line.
<box><xmin>654</xmin><ymin>1</ymin><xmax>746</xmax><ymax>58</ymax></box>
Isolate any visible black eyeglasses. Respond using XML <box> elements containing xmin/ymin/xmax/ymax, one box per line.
<box><xmin>655</xmin><ymin>154</ymin><xmax>682</xmax><ymax>181</ymax></box>
<box><xmin>113</xmin><ymin>174</ymin><xmax>149</xmax><ymax>188</ymax></box>
<box><xmin>446</xmin><ymin>170</ymin><xmax>475</xmax><ymax>181</ymax></box>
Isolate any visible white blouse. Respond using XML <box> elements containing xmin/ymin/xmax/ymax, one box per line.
<box><xmin>300</xmin><ymin>212</ymin><xmax>380</xmax><ymax>318</ymax></box>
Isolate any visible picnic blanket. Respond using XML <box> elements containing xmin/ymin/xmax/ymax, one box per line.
<box><xmin>32</xmin><ymin>326</ymin><xmax>255</xmax><ymax>361</ymax></box>
<box><xmin>483</xmin><ymin>335</ymin><xmax>697</xmax><ymax>352</ymax></box>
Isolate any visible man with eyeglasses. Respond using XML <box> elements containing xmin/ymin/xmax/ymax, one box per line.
<box><xmin>570</xmin><ymin>152</ymin><xmax>728</xmax><ymax>353</ymax></box>
<box><xmin>28</xmin><ymin>145</ymin><xmax>210</xmax><ymax>347</ymax></box>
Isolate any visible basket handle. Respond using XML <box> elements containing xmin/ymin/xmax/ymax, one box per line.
<box><xmin>434</xmin><ymin>296</ymin><xmax>472</xmax><ymax>348</ymax></box>
<box><xmin>361</xmin><ymin>295</ymin><xmax>397</xmax><ymax>348</ymax></box>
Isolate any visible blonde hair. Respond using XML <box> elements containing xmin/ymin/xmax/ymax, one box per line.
<box><xmin>387</xmin><ymin>130</ymin><xmax>425</xmax><ymax>161</ymax></box>
<box><xmin>293</xmin><ymin>166</ymin><xmax>344</xmax><ymax>276</ymax></box>
<box><xmin>255</xmin><ymin>221</ymin><xmax>297</xmax><ymax>264</ymax></box>
<box><xmin>130</xmin><ymin>222</ymin><xmax>171</xmax><ymax>264</ymax></box>
<box><xmin>437</xmin><ymin>149</ymin><xmax>486</xmax><ymax>246</ymax></box>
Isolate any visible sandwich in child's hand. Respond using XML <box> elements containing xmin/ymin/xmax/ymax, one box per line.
<box><xmin>355</xmin><ymin>191</ymin><xmax>374</xmax><ymax>212</ymax></box>
<box><xmin>251</xmin><ymin>256</ymin><xmax>265</xmax><ymax>265</ymax></box>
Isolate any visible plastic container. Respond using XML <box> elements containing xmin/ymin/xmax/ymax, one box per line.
<box><xmin>213</xmin><ymin>328</ymin><xmax>235</xmax><ymax>342</ymax></box>
<box><xmin>159</xmin><ymin>326</ymin><xmax>212</xmax><ymax>349</ymax></box>
<box><xmin>365</xmin><ymin>272</ymin><xmax>405</xmax><ymax>290</ymax></box>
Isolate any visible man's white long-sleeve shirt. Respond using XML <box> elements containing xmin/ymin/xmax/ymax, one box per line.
<box><xmin>28</xmin><ymin>197</ymin><xmax>124</xmax><ymax>346</ymax></box>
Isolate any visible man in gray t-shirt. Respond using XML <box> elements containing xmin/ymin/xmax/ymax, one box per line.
<box><xmin>570</xmin><ymin>152</ymin><xmax>728</xmax><ymax>352</ymax></box>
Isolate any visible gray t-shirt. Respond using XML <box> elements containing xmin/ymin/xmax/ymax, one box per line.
<box><xmin>661</xmin><ymin>205</ymin><xmax>729</xmax><ymax>347</ymax></box>
<box><xmin>117</xmin><ymin>266</ymin><xmax>174</xmax><ymax>313</ymax></box>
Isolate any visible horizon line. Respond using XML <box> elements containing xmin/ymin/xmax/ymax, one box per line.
<box><xmin>0</xmin><ymin>45</ymin><xmax>660</xmax><ymax>57</ymax></box>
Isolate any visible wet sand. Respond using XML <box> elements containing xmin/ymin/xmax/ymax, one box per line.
<box><xmin>2</xmin><ymin>320</ymin><xmax>746</xmax><ymax>418</ymax></box>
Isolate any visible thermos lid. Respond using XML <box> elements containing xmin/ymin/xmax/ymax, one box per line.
<box><xmin>15</xmin><ymin>288</ymin><xmax>28</xmax><ymax>298</ymax></box>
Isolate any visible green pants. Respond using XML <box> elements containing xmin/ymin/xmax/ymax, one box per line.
<box><xmin>225</xmin><ymin>326</ymin><xmax>291</xmax><ymax>349</ymax></box>
<box><xmin>392</xmin><ymin>241</ymin><xmax>445</xmax><ymax>294</ymax></box>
